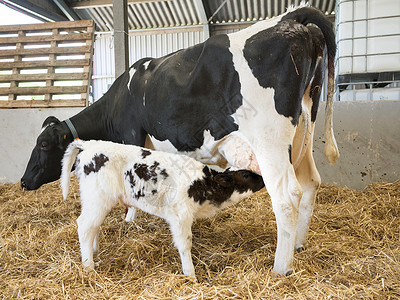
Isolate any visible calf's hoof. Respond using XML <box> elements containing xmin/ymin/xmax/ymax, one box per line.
<box><xmin>296</xmin><ymin>246</ymin><xmax>306</xmax><ymax>253</ymax></box>
<box><xmin>82</xmin><ymin>260</ymin><xmax>95</xmax><ymax>270</ymax></box>
<box><xmin>285</xmin><ymin>269</ymin><xmax>294</xmax><ymax>276</ymax></box>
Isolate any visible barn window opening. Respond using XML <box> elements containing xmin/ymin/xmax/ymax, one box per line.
<box><xmin>18</xmin><ymin>82</ymin><xmax>46</xmax><ymax>87</ymax></box>
<box><xmin>55</xmin><ymin>68</ymin><xmax>84</xmax><ymax>73</ymax></box>
<box><xmin>0</xmin><ymin>45</ymin><xmax>16</xmax><ymax>51</ymax></box>
<box><xmin>52</xmin><ymin>94</ymin><xmax>81</xmax><ymax>100</ymax></box>
<box><xmin>26</xmin><ymin>31</ymin><xmax>52</xmax><ymax>37</ymax></box>
<box><xmin>16</xmin><ymin>95</ymin><xmax>45</xmax><ymax>100</ymax></box>
<box><xmin>58</xmin><ymin>42</ymin><xmax>86</xmax><ymax>48</ymax></box>
<box><xmin>54</xmin><ymin>80</ymin><xmax>84</xmax><ymax>86</ymax></box>
<box><xmin>56</xmin><ymin>54</ymin><xmax>85</xmax><ymax>60</ymax></box>
<box><xmin>20</xmin><ymin>69</ymin><xmax>48</xmax><ymax>74</ymax></box>
<box><xmin>24</xmin><ymin>44</ymin><xmax>51</xmax><ymax>49</ymax></box>
<box><xmin>22</xmin><ymin>56</ymin><xmax>49</xmax><ymax>61</ymax></box>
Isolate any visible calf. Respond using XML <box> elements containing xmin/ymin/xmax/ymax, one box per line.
<box><xmin>60</xmin><ymin>139</ymin><xmax>264</xmax><ymax>277</ymax></box>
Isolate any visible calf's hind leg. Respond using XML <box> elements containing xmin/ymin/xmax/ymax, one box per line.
<box><xmin>77</xmin><ymin>191</ymin><xmax>115</xmax><ymax>269</ymax></box>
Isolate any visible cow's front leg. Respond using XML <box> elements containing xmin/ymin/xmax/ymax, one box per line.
<box><xmin>254</xmin><ymin>144</ymin><xmax>302</xmax><ymax>275</ymax></box>
<box><xmin>168</xmin><ymin>215</ymin><xmax>195</xmax><ymax>278</ymax></box>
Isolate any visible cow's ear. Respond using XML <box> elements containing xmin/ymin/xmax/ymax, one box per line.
<box><xmin>42</xmin><ymin>116</ymin><xmax>60</xmax><ymax>129</ymax></box>
<box><xmin>215</xmin><ymin>174</ymin><xmax>233</xmax><ymax>188</ymax></box>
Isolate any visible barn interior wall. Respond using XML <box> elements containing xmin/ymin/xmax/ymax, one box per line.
<box><xmin>313</xmin><ymin>100</ymin><xmax>400</xmax><ymax>189</ymax></box>
<box><xmin>0</xmin><ymin>108</ymin><xmax>82</xmax><ymax>185</ymax></box>
<box><xmin>1</xmin><ymin>101</ymin><xmax>399</xmax><ymax>189</ymax></box>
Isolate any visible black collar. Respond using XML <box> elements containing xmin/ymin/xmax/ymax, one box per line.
<box><xmin>65</xmin><ymin>119</ymin><xmax>79</xmax><ymax>140</ymax></box>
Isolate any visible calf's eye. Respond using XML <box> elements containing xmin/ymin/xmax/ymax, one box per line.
<box><xmin>242</xmin><ymin>172</ymin><xmax>249</xmax><ymax>179</ymax></box>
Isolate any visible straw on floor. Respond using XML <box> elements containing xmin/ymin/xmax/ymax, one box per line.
<box><xmin>0</xmin><ymin>177</ymin><xmax>399</xmax><ymax>299</ymax></box>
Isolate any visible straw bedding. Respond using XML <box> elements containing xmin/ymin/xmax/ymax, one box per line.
<box><xmin>0</xmin><ymin>177</ymin><xmax>399</xmax><ymax>299</ymax></box>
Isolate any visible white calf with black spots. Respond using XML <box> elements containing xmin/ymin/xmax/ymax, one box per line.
<box><xmin>60</xmin><ymin>139</ymin><xmax>264</xmax><ymax>278</ymax></box>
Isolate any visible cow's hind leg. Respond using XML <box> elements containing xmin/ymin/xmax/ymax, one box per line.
<box><xmin>295</xmin><ymin>126</ymin><xmax>321</xmax><ymax>251</ymax></box>
<box><xmin>254</xmin><ymin>142</ymin><xmax>303</xmax><ymax>275</ymax></box>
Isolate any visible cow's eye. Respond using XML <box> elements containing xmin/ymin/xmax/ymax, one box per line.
<box><xmin>242</xmin><ymin>172</ymin><xmax>249</xmax><ymax>179</ymax></box>
<box><xmin>41</xmin><ymin>141</ymin><xmax>48</xmax><ymax>150</ymax></box>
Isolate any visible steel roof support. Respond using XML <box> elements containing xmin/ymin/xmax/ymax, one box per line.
<box><xmin>194</xmin><ymin>0</ymin><xmax>209</xmax><ymax>39</ymax></box>
<box><xmin>52</xmin><ymin>0</ymin><xmax>80</xmax><ymax>21</ymax></box>
<box><xmin>113</xmin><ymin>0</ymin><xmax>130</xmax><ymax>78</ymax></box>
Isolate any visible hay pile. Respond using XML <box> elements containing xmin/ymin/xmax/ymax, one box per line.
<box><xmin>0</xmin><ymin>177</ymin><xmax>399</xmax><ymax>299</ymax></box>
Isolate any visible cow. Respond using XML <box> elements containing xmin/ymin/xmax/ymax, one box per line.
<box><xmin>60</xmin><ymin>139</ymin><xmax>265</xmax><ymax>277</ymax></box>
<box><xmin>21</xmin><ymin>5</ymin><xmax>339</xmax><ymax>275</ymax></box>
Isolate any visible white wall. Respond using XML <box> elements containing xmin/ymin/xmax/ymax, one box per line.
<box><xmin>0</xmin><ymin>108</ymin><xmax>82</xmax><ymax>184</ymax></box>
<box><xmin>1</xmin><ymin>101</ymin><xmax>399</xmax><ymax>190</ymax></box>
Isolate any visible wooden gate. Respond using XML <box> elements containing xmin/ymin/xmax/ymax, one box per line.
<box><xmin>0</xmin><ymin>20</ymin><xmax>94</xmax><ymax>108</ymax></box>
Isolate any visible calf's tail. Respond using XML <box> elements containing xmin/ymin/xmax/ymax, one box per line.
<box><xmin>60</xmin><ymin>139</ymin><xmax>84</xmax><ymax>200</ymax></box>
<box><xmin>283</xmin><ymin>6</ymin><xmax>339</xmax><ymax>164</ymax></box>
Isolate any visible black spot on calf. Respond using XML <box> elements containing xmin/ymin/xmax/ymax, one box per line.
<box><xmin>141</xmin><ymin>149</ymin><xmax>152</xmax><ymax>159</ymax></box>
<box><xmin>133</xmin><ymin>161</ymin><xmax>161</xmax><ymax>184</ymax></box>
<box><xmin>125</xmin><ymin>170</ymin><xmax>136</xmax><ymax>189</ymax></box>
<box><xmin>84</xmin><ymin>153</ymin><xmax>109</xmax><ymax>175</ymax></box>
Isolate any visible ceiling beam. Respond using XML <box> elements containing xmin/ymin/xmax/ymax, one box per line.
<box><xmin>194</xmin><ymin>0</ymin><xmax>209</xmax><ymax>39</ymax></box>
<box><xmin>70</xmin><ymin>0</ymin><xmax>168</xmax><ymax>9</ymax></box>
<box><xmin>53</xmin><ymin>0</ymin><xmax>80</xmax><ymax>20</ymax></box>
<box><xmin>3</xmin><ymin>0</ymin><xmax>67</xmax><ymax>22</ymax></box>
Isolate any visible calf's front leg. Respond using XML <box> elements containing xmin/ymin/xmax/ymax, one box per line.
<box><xmin>168</xmin><ymin>215</ymin><xmax>195</xmax><ymax>278</ymax></box>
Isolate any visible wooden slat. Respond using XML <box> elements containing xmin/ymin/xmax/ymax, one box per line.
<box><xmin>0</xmin><ymin>32</ymin><xmax>93</xmax><ymax>45</ymax></box>
<box><xmin>0</xmin><ymin>59</ymin><xmax>90</xmax><ymax>69</ymax></box>
<box><xmin>0</xmin><ymin>73</ymin><xmax>89</xmax><ymax>82</ymax></box>
<box><xmin>0</xmin><ymin>46</ymin><xmax>92</xmax><ymax>57</ymax></box>
<box><xmin>0</xmin><ymin>86</ymin><xmax>87</xmax><ymax>95</ymax></box>
<box><xmin>0</xmin><ymin>20</ymin><xmax>94</xmax><ymax>34</ymax></box>
<box><xmin>0</xmin><ymin>100</ymin><xmax>86</xmax><ymax>108</ymax></box>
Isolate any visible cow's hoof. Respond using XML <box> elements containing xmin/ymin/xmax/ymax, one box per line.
<box><xmin>296</xmin><ymin>246</ymin><xmax>305</xmax><ymax>253</ymax></box>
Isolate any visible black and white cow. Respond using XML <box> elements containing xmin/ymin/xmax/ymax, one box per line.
<box><xmin>21</xmin><ymin>6</ymin><xmax>339</xmax><ymax>275</ymax></box>
<box><xmin>61</xmin><ymin>139</ymin><xmax>265</xmax><ymax>277</ymax></box>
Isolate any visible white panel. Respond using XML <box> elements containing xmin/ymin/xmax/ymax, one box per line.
<box><xmin>93</xmin><ymin>28</ymin><xmax>205</xmax><ymax>102</ymax></box>
<box><xmin>369</xmin><ymin>0</ymin><xmax>400</xmax><ymax>19</ymax></box>
<box><xmin>337</xmin><ymin>0</ymin><xmax>400</xmax><ymax>75</ymax></box>
<box><xmin>369</xmin><ymin>17</ymin><xmax>400</xmax><ymax>36</ymax></box>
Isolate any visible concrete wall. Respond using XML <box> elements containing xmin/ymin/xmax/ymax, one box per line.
<box><xmin>313</xmin><ymin>100</ymin><xmax>400</xmax><ymax>189</ymax></box>
<box><xmin>0</xmin><ymin>108</ymin><xmax>82</xmax><ymax>184</ymax></box>
<box><xmin>1</xmin><ymin>101</ymin><xmax>399</xmax><ymax>190</ymax></box>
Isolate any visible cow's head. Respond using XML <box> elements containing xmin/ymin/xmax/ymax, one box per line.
<box><xmin>21</xmin><ymin>116</ymin><xmax>70</xmax><ymax>190</ymax></box>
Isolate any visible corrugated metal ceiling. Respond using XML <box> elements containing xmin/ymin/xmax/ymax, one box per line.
<box><xmin>68</xmin><ymin>0</ymin><xmax>336</xmax><ymax>32</ymax></box>
<box><xmin>3</xmin><ymin>0</ymin><xmax>336</xmax><ymax>31</ymax></box>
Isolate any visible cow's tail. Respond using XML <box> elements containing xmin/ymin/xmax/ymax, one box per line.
<box><xmin>60</xmin><ymin>139</ymin><xmax>84</xmax><ymax>201</ymax></box>
<box><xmin>283</xmin><ymin>6</ymin><xmax>339</xmax><ymax>165</ymax></box>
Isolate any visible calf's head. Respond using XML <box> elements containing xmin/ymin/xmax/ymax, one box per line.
<box><xmin>215</xmin><ymin>170</ymin><xmax>265</xmax><ymax>194</ymax></box>
<box><xmin>21</xmin><ymin>116</ymin><xmax>70</xmax><ymax>190</ymax></box>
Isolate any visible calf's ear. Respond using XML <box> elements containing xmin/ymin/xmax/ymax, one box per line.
<box><xmin>42</xmin><ymin>116</ymin><xmax>60</xmax><ymax>128</ymax></box>
<box><xmin>215</xmin><ymin>174</ymin><xmax>233</xmax><ymax>188</ymax></box>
